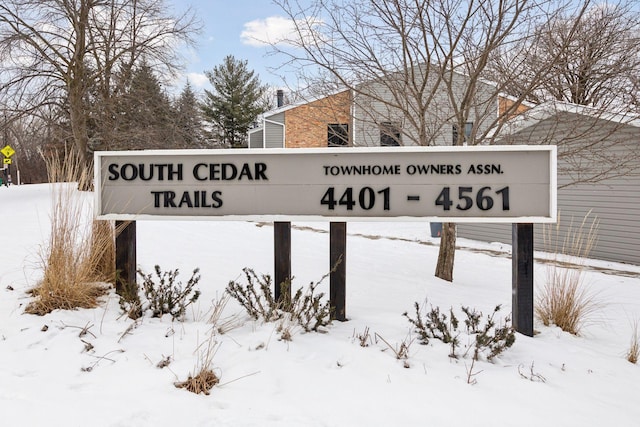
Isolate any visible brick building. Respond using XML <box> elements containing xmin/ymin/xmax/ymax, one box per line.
<box><xmin>248</xmin><ymin>90</ymin><xmax>352</xmax><ymax>149</ymax></box>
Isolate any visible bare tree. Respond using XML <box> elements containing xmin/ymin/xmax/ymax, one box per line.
<box><xmin>0</xmin><ymin>0</ymin><xmax>200</xmax><ymax>167</ymax></box>
<box><xmin>486</xmin><ymin>0</ymin><xmax>640</xmax><ymax>189</ymax></box>
<box><xmin>274</xmin><ymin>0</ymin><xmax>594</xmax><ymax>281</ymax></box>
<box><xmin>489</xmin><ymin>1</ymin><xmax>640</xmax><ymax>113</ymax></box>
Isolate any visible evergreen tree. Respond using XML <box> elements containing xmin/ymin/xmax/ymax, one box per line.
<box><xmin>173</xmin><ymin>81</ymin><xmax>206</xmax><ymax>148</ymax></box>
<box><xmin>113</xmin><ymin>63</ymin><xmax>174</xmax><ymax>150</ymax></box>
<box><xmin>201</xmin><ymin>55</ymin><xmax>267</xmax><ymax>148</ymax></box>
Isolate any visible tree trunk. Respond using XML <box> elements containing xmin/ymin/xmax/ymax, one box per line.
<box><xmin>435</xmin><ymin>222</ymin><xmax>456</xmax><ymax>282</ymax></box>
<box><xmin>68</xmin><ymin>0</ymin><xmax>91</xmax><ymax>190</ymax></box>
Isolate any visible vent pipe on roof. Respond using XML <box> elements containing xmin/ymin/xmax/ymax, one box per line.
<box><xmin>277</xmin><ymin>89</ymin><xmax>284</xmax><ymax>108</ymax></box>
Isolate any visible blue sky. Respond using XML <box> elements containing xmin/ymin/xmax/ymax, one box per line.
<box><xmin>168</xmin><ymin>0</ymin><xmax>301</xmax><ymax>92</ymax></box>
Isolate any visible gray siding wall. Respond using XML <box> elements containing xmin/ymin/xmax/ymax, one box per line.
<box><xmin>248</xmin><ymin>129</ymin><xmax>263</xmax><ymax>148</ymax></box>
<box><xmin>352</xmin><ymin>69</ymin><xmax>497</xmax><ymax>147</ymax></box>
<box><xmin>459</xmin><ymin>117</ymin><xmax>640</xmax><ymax>265</ymax></box>
<box><xmin>264</xmin><ymin>112</ymin><xmax>285</xmax><ymax>148</ymax></box>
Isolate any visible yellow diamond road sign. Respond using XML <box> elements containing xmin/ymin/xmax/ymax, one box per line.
<box><xmin>1</xmin><ymin>145</ymin><xmax>15</xmax><ymax>158</ymax></box>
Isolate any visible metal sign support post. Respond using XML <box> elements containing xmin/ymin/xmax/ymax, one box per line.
<box><xmin>274</xmin><ymin>221</ymin><xmax>291</xmax><ymax>303</ymax></box>
<box><xmin>115</xmin><ymin>220</ymin><xmax>137</xmax><ymax>298</ymax></box>
<box><xmin>512</xmin><ymin>223</ymin><xmax>534</xmax><ymax>337</ymax></box>
<box><xmin>330</xmin><ymin>222</ymin><xmax>347</xmax><ymax>321</ymax></box>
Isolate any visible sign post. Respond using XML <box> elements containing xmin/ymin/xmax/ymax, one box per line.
<box><xmin>1</xmin><ymin>145</ymin><xmax>15</xmax><ymax>186</ymax></box>
<box><xmin>95</xmin><ymin>146</ymin><xmax>556</xmax><ymax>333</ymax></box>
<box><xmin>513</xmin><ymin>223</ymin><xmax>535</xmax><ymax>336</ymax></box>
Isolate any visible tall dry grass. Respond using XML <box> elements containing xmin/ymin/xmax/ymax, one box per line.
<box><xmin>535</xmin><ymin>212</ymin><xmax>600</xmax><ymax>335</ymax></box>
<box><xmin>627</xmin><ymin>320</ymin><xmax>639</xmax><ymax>364</ymax></box>
<box><xmin>175</xmin><ymin>332</ymin><xmax>220</xmax><ymax>395</ymax></box>
<box><xmin>26</xmin><ymin>151</ymin><xmax>114</xmax><ymax>315</ymax></box>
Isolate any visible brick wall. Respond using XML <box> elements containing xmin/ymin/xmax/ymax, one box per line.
<box><xmin>498</xmin><ymin>96</ymin><xmax>530</xmax><ymax>121</ymax></box>
<box><xmin>285</xmin><ymin>90</ymin><xmax>352</xmax><ymax>148</ymax></box>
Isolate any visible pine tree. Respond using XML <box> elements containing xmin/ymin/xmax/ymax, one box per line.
<box><xmin>114</xmin><ymin>63</ymin><xmax>174</xmax><ymax>150</ymax></box>
<box><xmin>173</xmin><ymin>81</ymin><xmax>206</xmax><ymax>148</ymax></box>
<box><xmin>201</xmin><ymin>55</ymin><xmax>267</xmax><ymax>148</ymax></box>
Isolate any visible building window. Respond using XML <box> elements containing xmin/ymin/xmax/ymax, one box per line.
<box><xmin>452</xmin><ymin>122</ymin><xmax>474</xmax><ymax>144</ymax></box>
<box><xmin>328</xmin><ymin>123</ymin><xmax>349</xmax><ymax>147</ymax></box>
<box><xmin>380</xmin><ymin>121</ymin><xmax>401</xmax><ymax>146</ymax></box>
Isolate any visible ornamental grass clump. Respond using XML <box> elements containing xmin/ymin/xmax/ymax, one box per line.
<box><xmin>536</xmin><ymin>213</ymin><xmax>600</xmax><ymax>335</ymax></box>
<box><xmin>26</xmin><ymin>151</ymin><xmax>112</xmax><ymax>315</ymax></box>
<box><xmin>627</xmin><ymin>321</ymin><xmax>640</xmax><ymax>364</ymax></box>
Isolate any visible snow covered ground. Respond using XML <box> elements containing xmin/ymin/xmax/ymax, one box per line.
<box><xmin>1</xmin><ymin>183</ymin><xmax>640</xmax><ymax>426</ymax></box>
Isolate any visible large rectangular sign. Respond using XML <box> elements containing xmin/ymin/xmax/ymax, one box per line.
<box><xmin>95</xmin><ymin>146</ymin><xmax>556</xmax><ymax>222</ymax></box>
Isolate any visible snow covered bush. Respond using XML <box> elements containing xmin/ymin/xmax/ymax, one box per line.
<box><xmin>226</xmin><ymin>267</ymin><xmax>332</xmax><ymax>337</ymax></box>
<box><xmin>133</xmin><ymin>265</ymin><xmax>201</xmax><ymax>320</ymax></box>
<box><xmin>404</xmin><ymin>302</ymin><xmax>515</xmax><ymax>361</ymax></box>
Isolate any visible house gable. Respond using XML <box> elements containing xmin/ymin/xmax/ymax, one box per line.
<box><xmin>284</xmin><ymin>90</ymin><xmax>352</xmax><ymax>148</ymax></box>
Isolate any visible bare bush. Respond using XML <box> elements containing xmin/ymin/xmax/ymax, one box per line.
<box><xmin>226</xmin><ymin>268</ymin><xmax>333</xmax><ymax>338</ymax></box>
<box><xmin>404</xmin><ymin>301</ymin><xmax>515</xmax><ymax>361</ymax></box>
<box><xmin>135</xmin><ymin>266</ymin><xmax>201</xmax><ymax>321</ymax></box>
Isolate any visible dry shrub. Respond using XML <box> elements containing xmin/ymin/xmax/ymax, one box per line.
<box><xmin>90</xmin><ymin>219</ymin><xmax>116</xmax><ymax>282</ymax></box>
<box><xmin>26</xmin><ymin>150</ymin><xmax>112</xmax><ymax>315</ymax></box>
<box><xmin>175</xmin><ymin>333</ymin><xmax>220</xmax><ymax>395</ymax></box>
<box><xmin>536</xmin><ymin>213</ymin><xmax>600</xmax><ymax>335</ymax></box>
<box><xmin>627</xmin><ymin>321</ymin><xmax>640</xmax><ymax>364</ymax></box>
<box><xmin>175</xmin><ymin>368</ymin><xmax>220</xmax><ymax>395</ymax></box>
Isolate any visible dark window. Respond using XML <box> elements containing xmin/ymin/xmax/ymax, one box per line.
<box><xmin>452</xmin><ymin>122</ymin><xmax>474</xmax><ymax>144</ymax></box>
<box><xmin>328</xmin><ymin>123</ymin><xmax>349</xmax><ymax>147</ymax></box>
<box><xmin>380</xmin><ymin>122</ymin><xmax>401</xmax><ymax>146</ymax></box>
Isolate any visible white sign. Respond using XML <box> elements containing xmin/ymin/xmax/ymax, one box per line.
<box><xmin>95</xmin><ymin>146</ymin><xmax>556</xmax><ymax>222</ymax></box>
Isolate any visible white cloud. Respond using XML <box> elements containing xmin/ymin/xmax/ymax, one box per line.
<box><xmin>186</xmin><ymin>72</ymin><xmax>210</xmax><ymax>88</ymax></box>
<box><xmin>241</xmin><ymin>15</ymin><xmax>322</xmax><ymax>47</ymax></box>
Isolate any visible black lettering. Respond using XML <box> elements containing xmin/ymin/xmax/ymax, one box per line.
<box><xmin>238</xmin><ymin>163</ymin><xmax>253</xmax><ymax>180</ymax></box>
<box><xmin>255</xmin><ymin>162</ymin><xmax>268</xmax><ymax>180</ymax></box>
<box><xmin>210</xmin><ymin>163</ymin><xmax>221</xmax><ymax>180</ymax></box>
<box><xmin>222</xmin><ymin>163</ymin><xmax>237</xmax><ymax>180</ymax></box>
<box><xmin>155</xmin><ymin>164</ymin><xmax>167</xmax><ymax>180</ymax></box>
<box><xmin>108</xmin><ymin>163</ymin><xmax>120</xmax><ymax>180</ymax></box>
<box><xmin>211</xmin><ymin>191</ymin><xmax>223</xmax><ymax>208</ymax></box>
<box><xmin>138</xmin><ymin>164</ymin><xmax>153</xmax><ymax>181</ymax></box>
<box><xmin>340</xmin><ymin>165</ymin><xmax>352</xmax><ymax>175</ymax></box>
<box><xmin>120</xmin><ymin>163</ymin><xmax>138</xmax><ymax>180</ymax></box>
<box><xmin>150</xmin><ymin>191</ymin><xmax>178</xmax><ymax>207</ymax></box>
<box><xmin>151</xmin><ymin>191</ymin><xmax>162</xmax><ymax>207</ymax></box>
<box><xmin>165</xmin><ymin>191</ymin><xmax>177</xmax><ymax>208</ymax></box>
<box><xmin>193</xmin><ymin>163</ymin><xmax>207</xmax><ymax>181</ymax></box>
<box><xmin>168</xmin><ymin>164</ymin><xmax>183</xmax><ymax>180</ymax></box>
<box><xmin>178</xmin><ymin>191</ymin><xmax>193</xmax><ymax>208</ymax></box>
